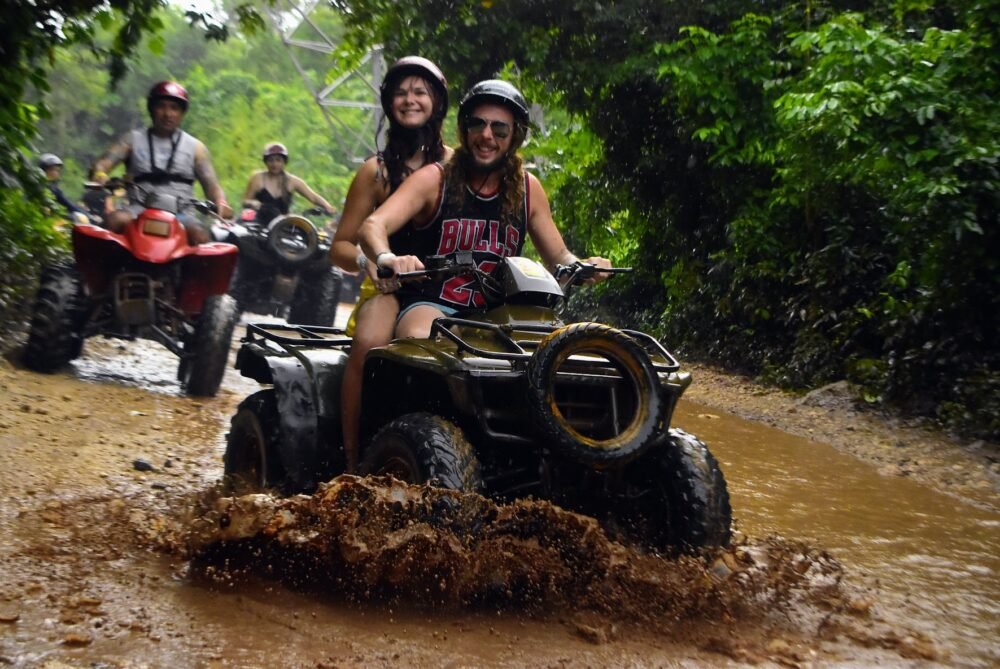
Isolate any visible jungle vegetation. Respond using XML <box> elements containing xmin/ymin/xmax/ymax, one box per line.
<box><xmin>1</xmin><ymin>0</ymin><xmax>996</xmax><ymax>439</ymax></box>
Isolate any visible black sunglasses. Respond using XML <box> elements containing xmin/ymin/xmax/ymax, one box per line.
<box><xmin>465</xmin><ymin>116</ymin><xmax>513</xmax><ymax>139</ymax></box>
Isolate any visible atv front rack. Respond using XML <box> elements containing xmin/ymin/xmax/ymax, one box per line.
<box><xmin>431</xmin><ymin>317</ymin><xmax>681</xmax><ymax>372</ymax></box>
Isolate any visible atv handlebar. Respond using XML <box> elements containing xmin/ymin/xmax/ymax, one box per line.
<box><xmin>554</xmin><ymin>261</ymin><xmax>632</xmax><ymax>283</ymax></box>
<box><xmin>377</xmin><ymin>254</ymin><xmax>630</xmax><ymax>287</ymax></box>
<box><xmin>98</xmin><ymin>177</ymin><xmax>231</xmax><ymax>222</ymax></box>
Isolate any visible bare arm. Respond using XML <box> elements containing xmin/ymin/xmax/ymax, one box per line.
<box><xmin>193</xmin><ymin>142</ymin><xmax>232</xmax><ymax>219</ymax></box>
<box><xmin>242</xmin><ymin>172</ymin><xmax>263</xmax><ymax>207</ymax></box>
<box><xmin>359</xmin><ymin>163</ymin><xmax>443</xmax><ymax>274</ymax></box>
<box><xmin>525</xmin><ymin>173</ymin><xmax>610</xmax><ymax>277</ymax></box>
<box><xmin>289</xmin><ymin>175</ymin><xmax>335</xmax><ymax>213</ymax></box>
<box><xmin>91</xmin><ymin>134</ymin><xmax>132</xmax><ymax>181</ymax></box>
<box><xmin>330</xmin><ymin>157</ymin><xmax>385</xmax><ymax>273</ymax></box>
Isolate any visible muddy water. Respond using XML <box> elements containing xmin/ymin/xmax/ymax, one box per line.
<box><xmin>675</xmin><ymin>402</ymin><xmax>1000</xmax><ymax>668</ymax></box>
<box><xmin>3</xmin><ymin>326</ymin><xmax>997</xmax><ymax>667</ymax></box>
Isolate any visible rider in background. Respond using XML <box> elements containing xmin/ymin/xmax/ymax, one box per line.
<box><xmin>90</xmin><ymin>81</ymin><xmax>232</xmax><ymax>244</ymax></box>
<box><xmin>329</xmin><ymin>55</ymin><xmax>452</xmax><ymax>473</ymax></box>
<box><xmin>241</xmin><ymin>143</ymin><xmax>337</xmax><ymax>226</ymax></box>
<box><xmin>38</xmin><ymin>153</ymin><xmax>88</xmax><ymax>223</ymax></box>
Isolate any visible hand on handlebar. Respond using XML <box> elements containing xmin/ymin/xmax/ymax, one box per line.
<box><xmin>555</xmin><ymin>257</ymin><xmax>629</xmax><ymax>286</ymax></box>
<box><xmin>582</xmin><ymin>256</ymin><xmax>612</xmax><ymax>285</ymax></box>
<box><xmin>374</xmin><ymin>252</ymin><xmax>424</xmax><ymax>293</ymax></box>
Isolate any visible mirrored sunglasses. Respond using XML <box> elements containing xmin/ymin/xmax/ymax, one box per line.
<box><xmin>466</xmin><ymin>116</ymin><xmax>513</xmax><ymax>139</ymax></box>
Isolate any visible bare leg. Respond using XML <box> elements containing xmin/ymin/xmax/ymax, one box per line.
<box><xmin>395</xmin><ymin>304</ymin><xmax>446</xmax><ymax>340</ymax></box>
<box><xmin>105</xmin><ymin>209</ymin><xmax>133</xmax><ymax>233</ymax></box>
<box><xmin>179</xmin><ymin>213</ymin><xmax>210</xmax><ymax>245</ymax></box>
<box><xmin>341</xmin><ymin>294</ymin><xmax>399</xmax><ymax>472</ymax></box>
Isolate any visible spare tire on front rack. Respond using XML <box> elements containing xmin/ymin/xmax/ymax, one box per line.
<box><xmin>526</xmin><ymin>322</ymin><xmax>666</xmax><ymax>468</ymax></box>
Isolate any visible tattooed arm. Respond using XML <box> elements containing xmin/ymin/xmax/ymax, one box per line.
<box><xmin>193</xmin><ymin>141</ymin><xmax>232</xmax><ymax>219</ymax></box>
<box><xmin>90</xmin><ymin>134</ymin><xmax>132</xmax><ymax>183</ymax></box>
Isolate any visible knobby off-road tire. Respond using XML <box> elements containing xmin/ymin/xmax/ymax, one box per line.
<box><xmin>180</xmin><ymin>294</ymin><xmax>238</xmax><ymax>397</ymax></box>
<box><xmin>360</xmin><ymin>412</ymin><xmax>483</xmax><ymax>492</ymax></box>
<box><xmin>527</xmin><ymin>322</ymin><xmax>665</xmax><ymax>468</ymax></box>
<box><xmin>223</xmin><ymin>390</ymin><xmax>287</xmax><ymax>495</ymax></box>
<box><xmin>288</xmin><ymin>267</ymin><xmax>342</xmax><ymax>326</ymax></box>
<box><xmin>24</xmin><ymin>263</ymin><xmax>87</xmax><ymax>372</ymax></box>
<box><xmin>617</xmin><ymin>428</ymin><xmax>731</xmax><ymax>553</ymax></box>
<box><xmin>228</xmin><ymin>256</ymin><xmax>268</xmax><ymax>315</ymax></box>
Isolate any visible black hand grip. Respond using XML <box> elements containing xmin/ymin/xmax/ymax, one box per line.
<box><xmin>376</xmin><ymin>266</ymin><xmax>394</xmax><ymax>279</ymax></box>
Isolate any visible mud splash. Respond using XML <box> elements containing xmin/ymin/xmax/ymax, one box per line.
<box><xmin>175</xmin><ymin>477</ymin><xmax>846</xmax><ymax>620</ymax></box>
<box><xmin>163</xmin><ymin>476</ymin><xmax>944</xmax><ymax>663</ymax></box>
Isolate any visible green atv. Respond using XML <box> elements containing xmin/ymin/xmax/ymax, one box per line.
<box><xmin>223</xmin><ymin>252</ymin><xmax>731</xmax><ymax>553</ymax></box>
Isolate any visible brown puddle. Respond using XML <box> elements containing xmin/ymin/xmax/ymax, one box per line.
<box><xmin>675</xmin><ymin>401</ymin><xmax>1000</xmax><ymax>667</ymax></box>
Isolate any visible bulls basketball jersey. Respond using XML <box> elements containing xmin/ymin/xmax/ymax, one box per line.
<box><xmin>400</xmin><ymin>164</ymin><xmax>529</xmax><ymax>311</ymax></box>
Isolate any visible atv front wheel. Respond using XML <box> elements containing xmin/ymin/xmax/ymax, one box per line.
<box><xmin>24</xmin><ymin>263</ymin><xmax>87</xmax><ymax>372</ymax></box>
<box><xmin>613</xmin><ymin>428</ymin><xmax>731</xmax><ymax>553</ymax></box>
<box><xmin>223</xmin><ymin>390</ymin><xmax>287</xmax><ymax>494</ymax></box>
<box><xmin>527</xmin><ymin>322</ymin><xmax>665</xmax><ymax>467</ymax></box>
<box><xmin>288</xmin><ymin>267</ymin><xmax>342</xmax><ymax>326</ymax></box>
<box><xmin>228</xmin><ymin>256</ymin><xmax>268</xmax><ymax>314</ymax></box>
<box><xmin>180</xmin><ymin>294</ymin><xmax>238</xmax><ymax>397</ymax></box>
<box><xmin>360</xmin><ymin>412</ymin><xmax>483</xmax><ymax>492</ymax></box>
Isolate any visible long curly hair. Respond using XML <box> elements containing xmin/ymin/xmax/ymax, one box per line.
<box><xmin>379</xmin><ymin>74</ymin><xmax>448</xmax><ymax>193</ymax></box>
<box><xmin>442</xmin><ymin>121</ymin><xmax>527</xmax><ymax>228</ymax></box>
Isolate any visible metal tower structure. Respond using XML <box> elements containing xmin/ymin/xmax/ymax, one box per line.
<box><xmin>263</xmin><ymin>0</ymin><xmax>385</xmax><ymax>163</ymax></box>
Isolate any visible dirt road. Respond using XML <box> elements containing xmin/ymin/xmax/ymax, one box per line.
<box><xmin>0</xmin><ymin>329</ymin><xmax>996</xmax><ymax>667</ymax></box>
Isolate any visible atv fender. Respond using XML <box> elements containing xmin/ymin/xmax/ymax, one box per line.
<box><xmin>235</xmin><ymin>342</ymin><xmax>348</xmax><ymax>491</ymax></box>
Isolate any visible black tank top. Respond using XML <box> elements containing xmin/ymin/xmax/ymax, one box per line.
<box><xmin>399</xmin><ymin>164</ymin><xmax>528</xmax><ymax>311</ymax></box>
<box><xmin>254</xmin><ymin>174</ymin><xmax>291</xmax><ymax>225</ymax></box>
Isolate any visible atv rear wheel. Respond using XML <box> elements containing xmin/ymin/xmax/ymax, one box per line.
<box><xmin>24</xmin><ymin>263</ymin><xmax>87</xmax><ymax>372</ymax></box>
<box><xmin>612</xmin><ymin>428</ymin><xmax>731</xmax><ymax>553</ymax></box>
<box><xmin>223</xmin><ymin>390</ymin><xmax>287</xmax><ymax>495</ymax></box>
<box><xmin>288</xmin><ymin>267</ymin><xmax>342</xmax><ymax>326</ymax></box>
<box><xmin>527</xmin><ymin>322</ymin><xmax>665</xmax><ymax>467</ymax></box>
<box><xmin>360</xmin><ymin>412</ymin><xmax>483</xmax><ymax>492</ymax></box>
<box><xmin>180</xmin><ymin>294</ymin><xmax>238</xmax><ymax>397</ymax></box>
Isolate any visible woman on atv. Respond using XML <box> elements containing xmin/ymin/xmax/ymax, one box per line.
<box><xmin>360</xmin><ymin>79</ymin><xmax>610</xmax><ymax>336</ymax></box>
<box><xmin>241</xmin><ymin>143</ymin><xmax>337</xmax><ymax>226</ymax></box>
<box><xmin>329</xmin><ymin>56</ymin><xmax>453</xmax><ymax>473</ymax></box>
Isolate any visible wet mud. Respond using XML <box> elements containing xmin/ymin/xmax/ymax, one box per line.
<box><xmin>0</xmin><ymin>324</ymin><xmax>995</xmax><ymax>667</ymax></box>
<box><xmin>164</xmin><ymin>476</ymin><xmax>943</xmax><ymax>666</ymax></box>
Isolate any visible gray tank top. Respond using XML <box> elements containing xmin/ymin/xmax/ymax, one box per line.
<box><xmin>125</xmin><ymin>128</ymin><xmax>199</xmax><ymax>204</ymax></box>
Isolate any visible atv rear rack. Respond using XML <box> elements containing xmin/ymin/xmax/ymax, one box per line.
<box><xmin>243</xmin><ymin>322</ymin><xmax>353</xmax><ymax>348</ymax></box>
<box><xmin>431</xmin><ymin>317</ymin><xmax>681</xmax><ymax>372</ymax></box>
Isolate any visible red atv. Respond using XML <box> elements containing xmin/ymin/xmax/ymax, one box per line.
<box><xmin>23</xmin><ymin>181</ymin><xmax>240</xmax><ymax>396</ymax></box>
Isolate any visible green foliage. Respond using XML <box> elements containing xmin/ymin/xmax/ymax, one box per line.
<box><xmin>651</xmin><ymin>4</ymin><xmax>999</xmax><ymax>437</ymax></box>
<box><xmin>0</xmin><ymin>187</ymin><xmax>69</xmax><ymax>338</ymax></box>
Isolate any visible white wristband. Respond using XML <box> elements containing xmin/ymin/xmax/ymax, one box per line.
<box><xmin>375</xmin><ymin>251</ymin><xmax>397</xmax><ymax>268</ymax></box>
<box><xmin>356</xmin><ymin>251</ymin><xmax>368</xmax><ymax>272</ymax></box>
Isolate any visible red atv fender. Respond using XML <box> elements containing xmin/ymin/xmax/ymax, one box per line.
<box><xmin>73</xmin><ymin>208</ymin><xmax>238</xmax><ymax>315</ymax></box>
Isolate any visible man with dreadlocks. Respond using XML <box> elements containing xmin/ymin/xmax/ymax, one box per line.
<box><xmin>360</xmin><ymin>79</ymin><xmax>610</xmax><ymax>340</ymax></box>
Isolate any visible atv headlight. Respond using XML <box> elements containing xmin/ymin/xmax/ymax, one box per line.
<box><xmin>143</xmin><ymin>219</ymin><xmax>171</xmax><ymax>237</ymax></box>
